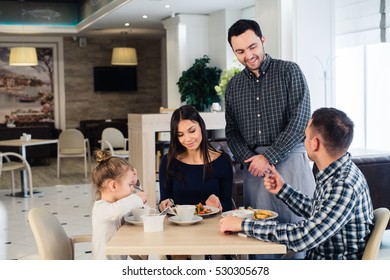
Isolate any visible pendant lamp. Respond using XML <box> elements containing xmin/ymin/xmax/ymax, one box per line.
<box><xmin>111</xmin><ymin>47</ymin><xmax>138</xmax><ymax>65</ymax></box>
<box><xmin>9</xmin><ymin>47</ymin><xmax>38</xmax><ymax>66</ymax></box>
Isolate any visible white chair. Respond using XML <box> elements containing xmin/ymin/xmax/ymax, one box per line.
<box><xmin>99</xmin><ymin>127</ymin><xmax>129</xmax><ymax>158</ymax></box>
<box><xmin>0</xmin><ymin>152</ymin><xmax>33</xmax><ymax>197</ymax></box>
<box><xmin>57</xmin><ymin>129</ymin><xmax>91</xmax><ymax>178</ymax></box>
<box><xmin>362</xmin><ymin>207</ymin><xmax>390</xmax><ymax>260</ymax></box>
<box><xmin>28</xmin><ymin>207</ymin><xmax>92</xmax><ymax>260</ymax></box>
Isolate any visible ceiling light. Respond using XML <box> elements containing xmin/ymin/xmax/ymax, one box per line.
<box><xmin>125</xmin><ymin>22</ymin><xmax>130</xmax><ymax>27</ymax></box>
<box><xmin>165</xmin><ymin>5</ymin><xmax>170</xmax><ymax>8</ymax></box>
<box><xmin>9</xmin><ymin>47</ymin><xmax>38</xmax><ymax>66</ymax></box>
<box><xmin>143</xmin><ymin>15</ymin><xmax>148</xmax><ymax>19</ymax></box>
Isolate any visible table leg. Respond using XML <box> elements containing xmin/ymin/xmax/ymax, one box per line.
<box><xmin>20</xmin><ymin>145</ymin><xmax>29</xmax><ymax>197</ymax></box>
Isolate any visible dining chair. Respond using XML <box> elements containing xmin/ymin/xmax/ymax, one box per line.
<box><xmin>0</xmin><ymin>152</ymin><xmax>33</xmax><ymax>197</ymax></box>
<box><xmin>155</xmin><ymin>107</ymin><xmax>174</xmax><ymax>172</ymax></box>
<box><xmin>28</xmin><ymin>207</ymin><xmax>92</xmax><ymax>260</ymax></box>
<box><xmin>57</xmin><ymin>129</ymin><xmax>91</xmax><ymax>178</ymax></box>
<box><xmin>99</xmin><ymin>127</ymin><xmax>129</xmax><ymax>159</ymax></box>
<box><xmin>362</xmin><ymin>207</ymin><xmax>390</xmax><ymax>260</ymax></box>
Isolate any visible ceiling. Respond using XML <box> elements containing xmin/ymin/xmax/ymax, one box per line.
<box><xmin>0</xmin><ymin>0</ymin><xmax>256</xmax><ymax>38</ymax></box>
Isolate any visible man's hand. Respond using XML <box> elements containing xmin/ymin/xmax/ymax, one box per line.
<box><xmin>244</xmin><ymin>154</ymin><xmax>272</xmax><ymax>177</ymax></box>
<box><xmin>264</xmin><ymin>165</ymin><xmax>284</xmax><ymax>194</ymax></box>
<box><xmin>219</xmin><ymin>216</ymin><xmax>243</xmax><ymax>234</ymax></box>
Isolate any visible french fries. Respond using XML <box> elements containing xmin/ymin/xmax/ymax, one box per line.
<box><xmin>253</xmin><ymin>209</ymin><xmax>274</xmax><ymax>220</ymax></box>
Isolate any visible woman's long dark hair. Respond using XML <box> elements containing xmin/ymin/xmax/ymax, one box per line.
<box><xmin>165</xmin><ymin>105</ymin><xmax>220</xmax><ymax>182</ymax></box>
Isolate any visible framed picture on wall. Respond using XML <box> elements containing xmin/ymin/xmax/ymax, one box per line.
<box><xmin>0</xmin><ymin>37</ymin><xmax>65</xmax><ymax>129</ymax></box>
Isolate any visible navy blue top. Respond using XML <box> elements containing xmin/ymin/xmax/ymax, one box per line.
<box><xmin>159</xmin><ymin>153</ymin><xmax>233</xmax><ymax>211</ymax></box>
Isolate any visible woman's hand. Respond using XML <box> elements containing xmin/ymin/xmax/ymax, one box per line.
<box><xmin>205</xmin><ymin>194</ymin><xmax>222</xmax><ymax>211</ymax></box>
<box><xmin>158</xmin><ymin>198</ymin><xmax>174</xmax><ymax>212</ymax></box>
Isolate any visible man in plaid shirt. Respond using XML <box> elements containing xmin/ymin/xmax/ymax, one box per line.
<box><xmin>220</xmin><ymin>108</ymin><xmax>373</xmax><ymax>259</ymax></box>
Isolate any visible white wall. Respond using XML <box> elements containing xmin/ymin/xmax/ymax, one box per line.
<box><xmin>294</xmin><ymin>0</ymin><xmax>334</xmax><ymax>110</ymax></box>
<box><xmin>256</xmin><ymin>0</ymin><xmax>334</xmax><ymax>111</ymax></box>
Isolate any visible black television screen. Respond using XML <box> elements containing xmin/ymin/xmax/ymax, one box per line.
<box><xmin>93</xmin><ymin>66</ymin><xmax>137</xmax><ymax>92</ymax></box>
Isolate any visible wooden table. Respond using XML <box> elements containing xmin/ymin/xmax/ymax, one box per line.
<box><xmin>105</xmin><ymin>214</ymin><xmax>286</xmax><ymax>257</ymax></box>
<box><xmin>0</xmin><ymin>138</ymin><xmax>58</xmax><ymax>197</ymax></box>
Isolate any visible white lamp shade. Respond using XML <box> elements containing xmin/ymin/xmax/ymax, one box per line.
<box><xmin>111</xmin><ymin>47</ymin><xmax>138</xmax><ymax>65</ymax></box>
<box><xmin>9</xmin><ymin>47</ymin><xmax>38</xmax><ymax>66</ymax></box>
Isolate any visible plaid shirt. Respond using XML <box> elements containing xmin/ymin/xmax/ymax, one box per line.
<box><xmin>242</xmin><ymin>153</ymin><xmax>374</xmax><ymax>260</ymax></box>
<box><xmin>225</xmin><ymin>54</ymin><xmax>311</xmax><ymax>165</ymax></box>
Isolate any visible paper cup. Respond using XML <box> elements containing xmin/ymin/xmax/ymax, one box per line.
<box><xmin>142</xmin><ymin>214</ymin><xmax>165</xmax><ymax>232</ymax></box>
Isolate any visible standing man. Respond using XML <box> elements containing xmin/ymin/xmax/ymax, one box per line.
<box><xmin>225</xmin><ymin>19</ymin><xmax>315</xmax><ymax>258</ymax></box>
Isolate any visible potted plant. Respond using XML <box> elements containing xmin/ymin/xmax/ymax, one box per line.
<box><xmin>177</xmin><ymin>55</ymin><xmax>222</xmax><ymax>111</ymax></box>
<box><xmin>214</xmin><ymin>58</ymin><xmax>243</xmax><ymax>98</ymax></box>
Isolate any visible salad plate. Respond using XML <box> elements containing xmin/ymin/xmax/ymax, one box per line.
<box><xmin>170</xmin><ymin>205</ymin><xmax>220</xmax><ymax>217</ymax></box>
<box><xmin>196</xmin><ymin>205</ymin><xmax>220</xmax><ymax>216</ymax></box>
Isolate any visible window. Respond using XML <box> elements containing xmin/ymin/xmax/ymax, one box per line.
<box><xmin>335</xmin><ymin>42</ymin><xmax>390</xmax><ymax>151</ymax></box>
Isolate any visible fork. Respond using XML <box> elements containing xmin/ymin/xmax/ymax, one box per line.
<box><xmin>159</xmin><ymin>206</ymin><xmax>177</xmax><ymax>216</ymax></box>
<box><xmin>159</xmin><ymin>206</ymin><xmax>172</xmax><ymax>216</ymax></box>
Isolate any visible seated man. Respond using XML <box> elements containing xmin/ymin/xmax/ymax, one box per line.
<box><xmin>219</xmin><ymin>107</ymin><xmax>374</xmax><ymax>260</ymax></box>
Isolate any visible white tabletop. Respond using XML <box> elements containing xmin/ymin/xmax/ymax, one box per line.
<box><xmin>0</xmin><ymin>139</ymin><xmax>58</xmax><ymax>147</ymax></box>
<box><xmin>106</xmin><ymin>214</ymin><xmax>286</xmax><ymax>256</ymax></box>
<box><xmin>0</xmin><ymin>139</ymin><xmax>58</xmax><ymax>197</ymax></box>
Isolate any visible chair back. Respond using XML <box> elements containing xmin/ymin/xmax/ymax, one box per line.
<box><xmin>101</xmin><ymin>127</ymin><xmax>126</xmax><ymax>149</ymax></box>
<box><xmin>0</xmin><ymin>152</ymin><xmax>33</xmax><ymax>196</ymax></box>
<box><xmin>58</xmin><ymin>129</ymin><xmax>86</xmax><ymax>154</ymax></box>
<box><xmin>28</xmin><ymin>208</ymin><xmax>74</xmax><ymax>260</ymax></box>
<box><xmin>362</xmin><ymin>207</ymin><xmax>390</xmax><ymax>259</ymax></box>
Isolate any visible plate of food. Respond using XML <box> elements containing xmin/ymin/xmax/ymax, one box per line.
<box><xmin>252</xmin><ymin>209</ymin><xmax>278</xmax><ymax>220</ymax></box>
<box><xmin>169</xmin><ymin>203</ymin><xmax>220</xmax><ymax>217</ymax></box>
<box><xmin>221</xmin><ymin>208</ymin><xmax>278</xmax><ymax>220</ymax></box>
<box><xmin>194</xmin><ymin>203</ymin><xmax>220</xmax><ymax>217</ymax></box>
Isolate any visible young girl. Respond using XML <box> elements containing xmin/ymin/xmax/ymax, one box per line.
<box><xmin>91</xmin><ymin>149</ymin><xmax>148</xmax><ymax>260</ymax></box>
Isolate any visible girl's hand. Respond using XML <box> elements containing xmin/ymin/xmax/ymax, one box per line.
<box><xmin>135</xmin><ymin>191</ymin><xmax>148</xmax><ymax>204</ymax></box>
<box><xmin>206</xmin><ymin>194</ymin><xmax>222</xmax><ymax>211</ymax></box>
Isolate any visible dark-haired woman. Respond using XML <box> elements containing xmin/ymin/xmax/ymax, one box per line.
<box><xmin>158</xmin><ymin>105</ymin><xmax>233</xmax><ymax>213</ymax></box>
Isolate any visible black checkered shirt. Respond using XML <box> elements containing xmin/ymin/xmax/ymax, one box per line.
<box><xmin>225</xmin><ymin>54</ymin><xmax>311</xmax><ymax>165</ymax></box>
<box><xmin>241</xmin><ymin>153</ymin><xmax>373</xmax><ymax>260</ymax></box>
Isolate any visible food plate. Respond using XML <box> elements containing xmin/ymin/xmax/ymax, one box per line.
<box><xmin>221</xmin><ymin>209</ymin><xmax>278</xmax><ymax>220</ymax></box>
<box><xmin>169</xmin><ymin>206</ymin><xmax>220</xmax><ymax>217</ymax></box>
<box><xmin>124</xmin><ymin>215</ymin><xmax>143</xmax><ymax>225</ymax></box>
<box><xmin>197</xmin><ymin>205</ymin><xmax>220</xmax><ymax>216</ymax></box>
<box><xmin>168</xmin><ymin>215</ymin><xmax>203</xmax><ymax>225</ymax></box>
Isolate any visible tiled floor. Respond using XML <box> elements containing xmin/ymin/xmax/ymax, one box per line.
<box><xmin>0</xmin><ymin>184</ymin><xmax>93</xmax><ymax>260</ymax></box>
